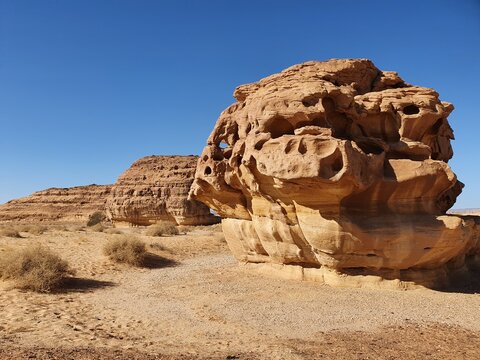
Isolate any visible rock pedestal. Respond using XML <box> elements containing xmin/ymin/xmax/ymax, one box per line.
<box><xmin>190</xmin><ymin>59</ymin><xmax>479</xmax><ymax>289</ymax></box>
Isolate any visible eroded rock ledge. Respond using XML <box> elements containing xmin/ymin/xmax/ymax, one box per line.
<box><xmin>190</xmin><ymin>59</ymin><xmax>480</xmax><ymax>289</ymax></box>
<box><xmin>107</xmin><ymin>155</ymin><xmax>218</xmax><ymax>226</ymax></box>
<box><xmin>0</xmin><ymin>185</ymin><xmax>111</xmax><ymax>222</ymax></box>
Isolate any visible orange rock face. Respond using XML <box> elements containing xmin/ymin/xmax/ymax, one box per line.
<box><xmin>190</xmin><ymin>59</ymin><xmax>480</xmax><ymax>288</ymax></box>
<box><xmin>107</xmin><ymin>155</ymin><xmax>218</xmax><ymax>226</ymax></box>
<box><xmin>0</xmin><ymin>185</ymin><xmax>111</xmax><ymax>222</ymax></box>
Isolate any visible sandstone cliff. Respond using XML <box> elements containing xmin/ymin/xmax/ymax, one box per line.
<box><xmin>107</xmin><ymin>155</ymin><xmax>218</xmax><ymax>226</ymax></box>
<box><xmin>0</xmin><ymin>184</ymin><xmax>111</xmax><ymax>222</ymax></box>
<box><xmin>190</xmin><ymin>58</ymin><xmax>480</xmax><ymax>289</ymax></box>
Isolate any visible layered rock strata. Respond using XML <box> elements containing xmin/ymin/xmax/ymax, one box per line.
<box><xmin>190</xmin><ymin>59</ymin><xmax>480</xmax><ymax>288</ymax></box>
<box><xmin>0</xmin><ymin>185</ymin><xmax>111</xmax><ymax>222</ymax></box>
<box><xmin>107</xmin><ymin>155</ymin><xmax>218</xmax><ymax>226</ymax></box>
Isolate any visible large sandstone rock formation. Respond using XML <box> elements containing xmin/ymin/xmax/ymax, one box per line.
<box><xmin>107</xmin><ymin>155</ymin><xmax>218</xmax><ymax>226</ymax></box>
<box><xmin>0</xmin><ymin>185</ymin><xmax>111</xmax><ymax>222</ymax></box>
<box><xmin>190</xmin><ymin>59</ymin><xmax>480</xmax><ymax>288</ymax></box>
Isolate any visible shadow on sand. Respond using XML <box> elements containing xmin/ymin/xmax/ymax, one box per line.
<box><xmin>142</xmin><ymin>252</ymin><xmax>179</xmax><ymax>269</ymax></box>
<box><xmin>61</xmin><ymin>277</ymin><xmax>116</xmax><ymax>293</ymax></box>
<box><xmin>437</xmin><ymin>271</ymin><xmax>480</xmax><ymax>294</ymax></box>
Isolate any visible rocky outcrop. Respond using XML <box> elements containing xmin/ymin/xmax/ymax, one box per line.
<box><xmin>0</xmin><ymin>185</ymin><xmax>111</xmax><ymax>222</ymax></box>
<box><xmin>107</xmin><ymin>155</ymin><xmax>218</xmax><ymax>226</ymax></box>
<box><xmin>190</xmin><ymin>59</ymin><xmax>480</xmax><ymax>289</ymax></box>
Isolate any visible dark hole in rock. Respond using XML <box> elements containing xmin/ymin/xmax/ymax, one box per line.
<box><xmin>173</xmin><ymin>165</ymin><xmax>178</xmax><ymax>170</ymax></box>
<box><xmin>302</xmin><ymin>95</ymin><xmax>320</xmax><ymax>107</ymax></box>
<box><xmin>331</xmin><ymin>157</ymin><xmax>343</xmax><ymax>173</ymax></box>
<box><xmin>202</xmin><ymin>155</ymin><xmax>209</xmax><ymax>162</ymax></box>
<box><xmin>319</xmin><ymin>149</ymin><xmax>343</xmax><ymax>179</ymax></box>
<box><xmin>268</xmin><ymin>116</ymin><xmax>295</xmax><ymax>139</ymax></box>
<box><xmin>298</xmin><ymin>140</ymin><xmax>307</xmax><ymax>155</ymax></box>
<box><xmin>246</xmin><ymin>123</ymin><xmax>252</xmax><ymax>134</ymax></box>
<box><xmin>356</xmin><ymin>140</ymin><xmax>385</xmax><ymax>155</ymax></box>
<box><xmin>236</xmin><ymin>155</ymin><xmax>243</xmax><ymax>166</ymax></box>
<box><xmin>204</xmin><ymin>166</ymin><xmax>212</xmax><ymax>175</ymax></box>
<box><xmin>322</xmin><ymin>97</ymin><xmax>349</xmax><ymax>137</ymax></box>
<box><xmin>255</xmin><ymin>139</ymin><xmax>268</xmax><ymax>151</ymax></box>
<box><xmin>284</xmin><ymin>141</ymin><xmax>294</xmax><ymax>154</ymax></box>
<box><xmin>366</xmin><ymin>254</ymin><xmax>377</xmax><ymax>257</ymax></box>
<box><xmin>424</xmin><ymin>247</ymin><xmax>432</xmax><ymax>250</ymax></box>
<box><xmin>403</xmin><ymin>105</ymin><xmax>420</xmax><ymax>115</ymax></box>
<box><xmin>223</xmin><ymin>149</ymin><xmax>232</xmax><ymax>159</ymax></box>
<box><xmin>212</xmin><ymin>152</ymin><xmax>224</xmax><ymax>161</ymax></box>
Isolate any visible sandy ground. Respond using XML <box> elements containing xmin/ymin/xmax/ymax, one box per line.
<box><xmin>1</xmin><ymin>224</ymin><xmax>480</xmax><ymax>359</ymax></box>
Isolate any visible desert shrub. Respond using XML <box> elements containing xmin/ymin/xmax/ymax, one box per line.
<box><xmin>103</xmin><ymin>236</ymin><xmax>147</xmax><ymax>266</ymax></box>
<box><xmin>0</xmin><ymin>226</ymin><xmax>21</xmax><ymax>238</ymax></box>
<box><xmin>28</xmin><ymin>224</ymin><xmax>48</xmax><ymax>235</ymax></box>
<box><xmin>177</xmin><ymin>225</ymin><xmax>194</xmax><ymax>234</ymax></box>
<box><xmin>89</xmin><ymin>223</ymin><xmax>105</xmax><ymax>232</ymax></box>
<box><xmin>67</xmin><ymin>224</ymin><xmax>85</xmax><ymax>232</ymax></box>
<box><xmin>0</xmin><ymin>245</ymin><xmax>74</xmax><ymax>292</ymax></box>
<box><xmin>145</xmin><ymin>222</ymin><xmax>179</xmax><ymax>237</ymax></box>
<box><xmin>87</xmin><ymin>211</ymin><xmax>106</xmax><ymax>227</ymax></box>
<box><xmin>15</xmin><ymin>224</ymin><xmax>48</xmax><ymax>235</ymax></box>
<box><xmin>104</xmin><ymin>228</ymin><xmax>123</xmax><ymax>235</ymax></box>
<box><xmin>149</xmin><ymin>242</ymin><xmax>167</xmax><ymax>251</ymax></box>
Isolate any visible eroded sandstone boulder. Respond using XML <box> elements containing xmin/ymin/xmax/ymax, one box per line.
<box><xmin>107</xmin><ymin>155</ymin><xmax>218</xmax><ymax>226</ymax></box>
<box><xmin>190</xmin><ymin>59</ymin><xmax>479</xmax><ymax>288</ymax></box>
<box><xmin>0</xmin><ymin>185</ymin><xmax>111</xmax><ymax>222</ymax></box>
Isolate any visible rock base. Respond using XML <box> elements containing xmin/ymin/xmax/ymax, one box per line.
<box><xmin>243</xmin><ymin>262</ymin><xmax>479</xmax><ymax>291</ymax></box>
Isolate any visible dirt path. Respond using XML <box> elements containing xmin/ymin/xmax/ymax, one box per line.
<box><xmin>1</xmin><ymin>226</ymin><xmax>480</xmax><ymax>359</ymax></box>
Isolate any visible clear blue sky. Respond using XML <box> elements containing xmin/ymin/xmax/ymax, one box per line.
<box><xmin>0</xmin><ymin>0</ymin><xmax>479</xmax><ymax>208</ymax></box>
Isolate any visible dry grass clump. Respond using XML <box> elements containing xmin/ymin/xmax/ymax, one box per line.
<box><xmin>177</xmin><ymin>225</ymin><xmax>194</xmax><ymax>234</ymax></box>
<box><xmin>103</xmin><ymin>236</ymin><xmax>147</xmax><ymax>266</ymax></box>
<box><xmin>145</xmin><ymin>222</ymin><xmax>179</xmax><ymax>237</ymax></box>
<box><xmin>87</xmin><ymin>211</ymin><xmax>106</xmax><ymax>227</ymax></box>
<box><xmin>0</xmin><ymin>245</ymin><xmax>74</xmax><ymax>292</ymax></box>
<box><xmin>88</xmin><ymin>223</ymin><xmax>105</xmax><ymax>232</ymax></box>
<box><xmin>104</xmin><ymin>228</ymin><xmax>123</xmax><ymax>235</ymax></box>
<box><xmin>67</xmin><ymin>224</ymin><xmax>85</xmax><ymax>232</ymax></box>
<box><xmin>15</xmin><ymin>224</ymin><xmax>48</xmax><ymax>235</ymax></box>
<box><xmin>0</xmin><ymin>226</ymin><xmax>22</xmax><ymax>238</ymax></box>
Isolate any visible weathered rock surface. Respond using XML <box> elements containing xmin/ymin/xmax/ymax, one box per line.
<box><xmin>190</xmin><ymin>58</ymin><xmax>480</xmax><ymax>288</ymax></box>
<box><xmin>0</xmin><ymin>185</ymin><xmax>111</xmax><ymax>222</ymax></box>
<box><xmin>107</xmin><ymin>155</ymin><xmax>218</xmax><ymax>226</ymax></box>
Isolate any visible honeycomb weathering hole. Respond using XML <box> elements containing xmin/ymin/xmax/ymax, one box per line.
<box><xmin>302</xmin><ymin>95</ymin><xmax>320</xmax><ymax>107</ymax></box>
<box><xmin>403</xmin><ymin>104</ymin><xmax>420</xmax><ymax>115</ymax></box>
<box><xmin>268</xmin><ymin>116</ymin><xmax>295</xmax><ymax>138</ymax></box>
<box><xmin>204</xmin><ymin>166</ymin><xmax>212</xmax><ymax>175</ymax></box>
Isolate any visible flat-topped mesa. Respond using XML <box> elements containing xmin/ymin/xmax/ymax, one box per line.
<box><xmin>106</xmin><ymin>155</ymin><xmax>218</xmax><ymax>226</ymax></box>
<box><xmin>190</xmin><ymin>58</ymin><xmax>480</xmax><ymax>289</ymax></box>
<box><xmin>0</xmin><ymin>184</ymin><xmax>111</xmax><ymax>222</ymax></box>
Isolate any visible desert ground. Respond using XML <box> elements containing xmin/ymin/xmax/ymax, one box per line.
<box><xmin>1</xmin><ymin>223</ymin><xmax>480</xmax><ymax>359</ymax></box>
